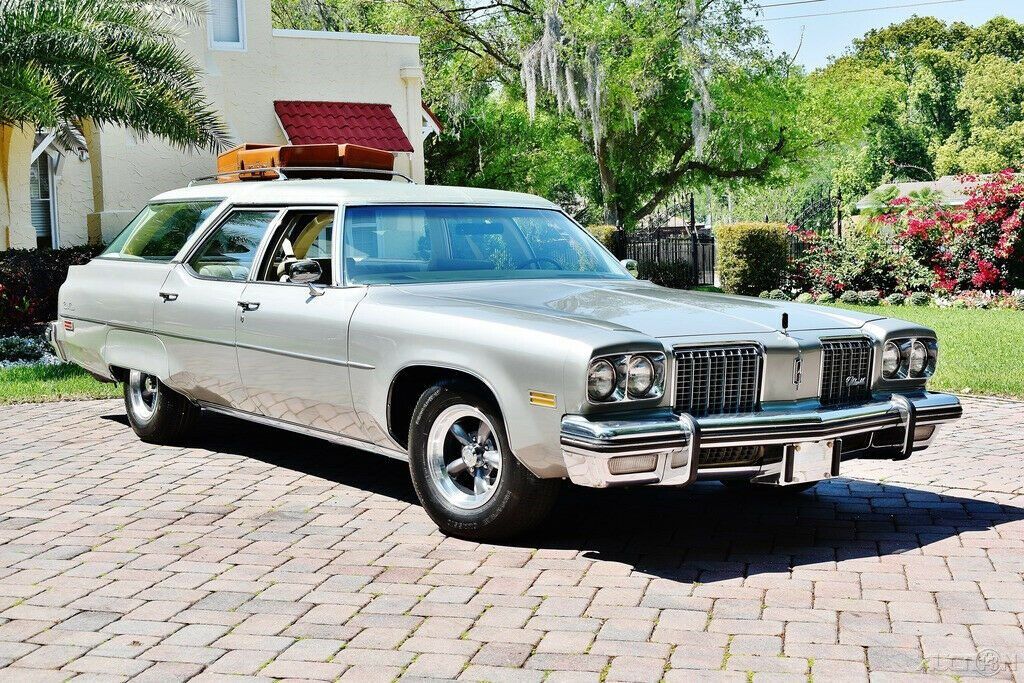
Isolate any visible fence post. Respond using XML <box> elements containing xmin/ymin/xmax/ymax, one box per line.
<box><xmin>690</xmin><ymin>231</ymin><xmax>699</xmax><ymax>285</ymax></box>
<box><xmin>836</xmin><ymin>188</ymin><xmax>843</xmax><ymax>238</ymax></box>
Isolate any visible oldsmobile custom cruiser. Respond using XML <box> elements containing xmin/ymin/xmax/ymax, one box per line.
<box><xmin>48</xmin><ymin>155</ymin><xmax>962</xmax><ymax>540</ymax></box>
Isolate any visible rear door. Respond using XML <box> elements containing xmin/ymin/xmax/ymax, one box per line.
<box><xmin>234</xmin><ymin>207</ymin><xmax>369</xmax><ymax>438</ymax></box>
<box><xmin>153</xmin><ymin>208</ymin><xmax>281</xmax><ymax>408</ymax></box>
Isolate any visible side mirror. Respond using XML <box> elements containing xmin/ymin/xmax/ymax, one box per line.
<box><xmin>286</xmin><ymin>258</ymin><xmax>322</xmax><ymax>285</ymax></box>
<box><xmin>620</xmin><ymin>258</ymin><xmax>639</xmax><ymax>278</ymax></box>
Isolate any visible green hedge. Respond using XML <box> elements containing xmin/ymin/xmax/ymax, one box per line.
<box><xmin>586</xmin><ymin>224</ymin><xmax>619</xmax><ymax>252</ymax></box>
<box><xmin>714</xmin><ymin>222</ymin><xmax>790</xmax><ymax>295</ymax></box>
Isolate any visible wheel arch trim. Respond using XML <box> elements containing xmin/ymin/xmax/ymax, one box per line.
<box><xmin>386</xmin><ymin>361</ymin><xmax>514</xmax><ymax>452</ymax></box>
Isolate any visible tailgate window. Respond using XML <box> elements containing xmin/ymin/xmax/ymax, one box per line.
<box><xmin>101</xmin><ymin>200</ymin><xmax>220</xmax><ymax>261</ymax></box>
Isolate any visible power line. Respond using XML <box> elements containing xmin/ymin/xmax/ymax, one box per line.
<box><xmin>758</xmin><ymin>0</ymin><xmax>827</xmax><ymax>8</ymax></box>
<box><xmin>755</xmin><ymin>0</ymin><xmax>964</xmax><ymax>22</ymax></box>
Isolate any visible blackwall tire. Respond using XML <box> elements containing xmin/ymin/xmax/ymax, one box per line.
<box><xmin>123</xmin><ymin>370</ymin><xmax>198</xmax><ymax>444</ymax></box>
<box><xmin>408</xmin><ymin>380</ymin><xmax>559</xmax><ymax>540</ymax></box>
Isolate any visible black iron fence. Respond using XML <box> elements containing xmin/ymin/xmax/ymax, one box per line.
<box><xmin>618</xmin><ymin>227</ymin><xmax>716</xmax><ymax>286</ymax></box>
<box><xmin>613</xmin><ymin>194</ymin><xmax>716</xmax><ymax>287</ymax></box>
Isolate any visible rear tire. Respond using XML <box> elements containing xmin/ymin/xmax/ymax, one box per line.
<box><xmin>123</xmin><ymin>369</ymin><xmax>198</xmax><ymax>444</ymax></box>
<box><xmin>408</xmin><ymin>380</ymin><xmax>559</xmax><ymax>540</ymax></box>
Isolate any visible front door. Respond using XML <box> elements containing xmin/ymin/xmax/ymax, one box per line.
<box><xmin>235</xmin><ymin>208</ymin><xmax>368</xmax><ymax>438</ymax></box>
<box><xmin>154</xmin><ymin>208</ymin><xmax>281</xmax><ymax>408</ymax></box>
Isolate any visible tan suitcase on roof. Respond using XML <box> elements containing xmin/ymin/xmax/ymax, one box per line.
<box><xmin>217</xmin><ymin>143</ymin><xmax>395</xmax><ymax>181</ymax></box>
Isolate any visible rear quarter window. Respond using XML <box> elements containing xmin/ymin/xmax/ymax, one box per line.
<box><xmin>101</xmin><ymin>200</ymin><xmax>221</xmax><ymax>262</ymax></box>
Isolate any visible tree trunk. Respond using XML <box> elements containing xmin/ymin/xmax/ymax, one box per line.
<box><xmin>595</xmin><ymin>137</ymin><xmax>619</xmax><ymax>226</ymax></box>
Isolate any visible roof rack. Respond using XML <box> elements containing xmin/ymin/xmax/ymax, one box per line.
<box><xmin>188</xmin><ymin>166</ymin><xmax>414</xmax><ymax>187</ymax></box>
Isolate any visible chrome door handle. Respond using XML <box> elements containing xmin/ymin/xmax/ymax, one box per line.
<box><xmin>237</xmin><ymin>301</ymin><xmax>260</xmax><ymax>311</ymax></box>
<box><xmin>159</xmin><ymin>292</ymin><xmax>178</xmax><ymax>302</ymax></box>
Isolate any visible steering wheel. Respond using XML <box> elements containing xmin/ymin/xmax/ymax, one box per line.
<box><xmin>517</xmin><ymin>257</ymin><xmax>564</xmax><ymax>270</ymax></box>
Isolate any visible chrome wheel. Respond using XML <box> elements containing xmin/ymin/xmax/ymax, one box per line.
<box><xmin>128</xmin><ymin>369</ymin><xmax>159</xmax><ymax>423</ymax></box>
<box><xmin>426</xmin><ymin>405</ymin><xmax>502</xmax><ymax>510</ymax></box>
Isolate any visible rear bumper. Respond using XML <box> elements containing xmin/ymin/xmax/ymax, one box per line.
<box><xmin>560</xmin><ymin>392</ymin><xmax>962</xmax><ymax>488</ymax></box>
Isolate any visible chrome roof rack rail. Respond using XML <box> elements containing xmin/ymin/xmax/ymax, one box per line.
<box><xmin>188</xmin><ymin>166</ymin><xmax>415</xmax><ymax>187</ymax></box>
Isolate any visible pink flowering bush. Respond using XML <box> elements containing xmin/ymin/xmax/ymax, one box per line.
<box><xmin>877</xmin><ymin>168</ymin><xmax>1024</xmax><ymax>292</ymax></box>
<box><xmin>789</xmin><ymin>226</ymin><xmax>932</xmax><ymax>296</ymax></box>
<box><xmin>793</xmin><ymin>169</ymin><xmax>1024</xmax><ymax>296</ymax></box>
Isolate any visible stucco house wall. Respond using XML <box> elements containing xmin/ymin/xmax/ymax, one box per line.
<box><xmin>1</xmin><ymin>4</ymin><xmax>424</xmax><ymax>250</ymax></box>
<box><xmin>0</xmin><ymin>126</ymin><xmax>35</xmax><ymax>250</ymax></box>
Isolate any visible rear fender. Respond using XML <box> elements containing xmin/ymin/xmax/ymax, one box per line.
<box><xmin>103</xmin><ymin>330</ymin><xmax>170</xmax><ymax>380</ymax></box>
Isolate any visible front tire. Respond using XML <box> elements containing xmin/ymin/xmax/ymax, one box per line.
<box><xmin>124</xmin><ymin>369</ymin><xmax>198</xmax><ymax>444</ymax></box>
<box><xmin>408</xmin><ymin>381</ymin><xmax>559</xmax><ymax>540</ymax></box>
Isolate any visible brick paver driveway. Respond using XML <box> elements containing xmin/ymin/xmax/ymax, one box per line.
<box><xmin>0</xmin><ymin>396</ymin><xmax>1022</xmax><ymax>682</ymax></box>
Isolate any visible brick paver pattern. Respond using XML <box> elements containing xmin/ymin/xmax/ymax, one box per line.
<box><xmin>0</xmin><ymin>396</ymin><xmax>1022</xmax><ymax>682</ymax></box>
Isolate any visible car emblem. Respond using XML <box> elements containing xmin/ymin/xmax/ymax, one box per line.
<box><xmin>792</xmin><ymin>355</ymin><xmax>803</xmax><ymax>388</ymax></box>
<box><xmin>845</xmin><ymin>376</ymin><xmax>867</xmax><ymax>388</ymax></box>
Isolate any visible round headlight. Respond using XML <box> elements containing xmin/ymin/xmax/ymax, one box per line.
<box><xmin>627</xmin><ymin>356</ymin><xmax>655</xmax><ymax>397</ymax></box>
<box><xmin>882</xmin><ymin>341</ymin><xmax>901</xmax><ymax>378</ymax></box>
<box><xmin>909</xmin><ymin>340</ymin><xmax>928</xmax><ymax>376</ymax></box>
<box><xmin>587</xmin><ymin>359</ymin><xmax>617</xmax><ymax>401</ymax></box>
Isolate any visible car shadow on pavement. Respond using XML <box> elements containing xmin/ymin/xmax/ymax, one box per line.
<box><xmin>104</xmin><ymin>409</ymin><xmax>1024</xmax><ymax>584</ymax></box>
<box><xmin>531</xmin><ymin>481</ymin><xmax>1024</xmax><ymax>583</ymax></box>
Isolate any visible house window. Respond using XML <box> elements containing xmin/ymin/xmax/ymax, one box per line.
<box><xmin>209</xmin><ymin>0</ymin><xmax>245</xmax><ymax>51</ymax></box>
<box><xmin>30</xmin><ymin>153</ymin><xmax>57</xmax><ymax>250</ymax></box>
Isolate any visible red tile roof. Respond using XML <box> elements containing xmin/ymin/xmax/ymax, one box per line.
<box><xmin>274</xmin><ymin>101</ymin><xmax>414</xmax><ymax>153</ymax></box>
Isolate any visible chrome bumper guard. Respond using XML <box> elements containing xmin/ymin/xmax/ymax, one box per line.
<box><xmin>560</xmin><ymin>392</ymin><xmax>962</xmax><ymax>488</ymax></box>
<box><xmin>45</xmin><ymin>320</ymin><xmax>68</xmax><ymax>362</ymax></box>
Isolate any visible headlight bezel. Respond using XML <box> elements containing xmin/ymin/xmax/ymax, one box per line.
<box><xmin>880</xmin><ymin>336</ymin><xmax>938</xmax><ymax>380</ymax></box>
<box><xmin>587</xmin><ymin>351</ymin><xmax>666</xmax><ymax>404</ymax></box>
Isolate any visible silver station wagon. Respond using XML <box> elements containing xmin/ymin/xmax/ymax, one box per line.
<box><xmin>49</xmin><ymin>171</ymin><xmax>962</xmax><ymax>539</ymax></box>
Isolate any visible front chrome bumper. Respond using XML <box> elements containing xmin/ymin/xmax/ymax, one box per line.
<box><xmin>560</xmin><ymin>392</ymin><xmax>962</xmax><ymax>488</ymax></box>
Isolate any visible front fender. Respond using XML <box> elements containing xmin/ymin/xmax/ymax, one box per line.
<box><xmin>348</xmin><ymin>291</ymin><xmax>631</xmax><ymax>478</ymax></box>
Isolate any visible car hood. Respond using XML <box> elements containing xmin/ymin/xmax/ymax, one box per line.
<box><xmin>395</xmin><ymin>279</ymin><xmax>881</xmax><ymax>338</ymax></box>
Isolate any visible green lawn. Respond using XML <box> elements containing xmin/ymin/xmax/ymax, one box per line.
<box><xmin>836</xmin><ymin>304</ymin><xmax>1024</xmax><ymax>398</ymax></box>
<box><xmin>0</xmin><ymin>363</ymin><xmax>120</xmax><ymax>405</ymax></box>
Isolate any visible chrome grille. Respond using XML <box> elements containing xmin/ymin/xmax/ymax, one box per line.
<box><xmin>674</xmin><ymin>345</ymin><xmax>762</xmax><ymax>417</ymax></box>
<box><xmin>820</xmin><ymin>338</ymin><xmax>873</xmax><ymax>406</ymax></box>
<box><xmin>698</xmin><ymin>446</ymin><xmax>763</xmax><ymax>468</ymax></box>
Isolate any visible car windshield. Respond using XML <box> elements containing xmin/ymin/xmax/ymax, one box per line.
<box><xmin>343</xmin><ymin>205</ymin><xmax>629</xmax><ymax>284</ymax></box>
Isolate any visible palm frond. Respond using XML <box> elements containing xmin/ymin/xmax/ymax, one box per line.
<box><xmin>0</xmin><ymin>64</ymin><xmax>61</xmax><ymax>127</ymax></box>
<box><xmin>1</xmin><ymin>0</ymin><xmax>228</xmax><ymax>151</ymax></box>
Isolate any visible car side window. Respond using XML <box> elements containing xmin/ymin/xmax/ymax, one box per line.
<box><xmin>188</xmin><ymin>209</ymin><xmax>279</xmax><ymax>281</ymax></box>
<box><xmin>255</xmin><ymin>209</ymin><xmax>336</xmax><ymax>284</ymax></box>
<box><xmin>101</xmin><ymin>201</ymin><xmax>220</xmax><ymax>262</ymax></box>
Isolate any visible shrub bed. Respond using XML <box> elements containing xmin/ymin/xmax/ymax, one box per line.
<box><xmin>636</xmin><ymin>260</ymin><xmax>696</xmax><ymax>289</ymax></box>
<box><xmin>0</xmin><ymin>245</ymin><xmax>101</xmax><ymax>336</ymax></box>
<box><xmin>791</xmin><ymin>169</ymin><xmax>1024</xmax><ymax>298</ymax></box>
<box><xmin>790</xmin><ymin>287</ymin><xmax>1023</xmax><ymax>310</ymax></box>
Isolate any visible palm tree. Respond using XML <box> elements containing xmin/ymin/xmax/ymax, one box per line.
<box><xmin>0</xmin><ymin>0</ymin><xmax>229</xmax><ymax>152</ymax></box>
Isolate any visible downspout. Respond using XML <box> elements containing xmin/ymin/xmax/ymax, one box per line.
<box><xmin>400</xmin><ymin>66</ymin><xmax>425</xmax><ymax>183</ymax></box>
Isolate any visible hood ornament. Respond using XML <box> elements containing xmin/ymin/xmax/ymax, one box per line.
<box><xmin>781</xmin><ymin>312</ymin><xmax>789</xmax><ymax>336</ymax></box>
